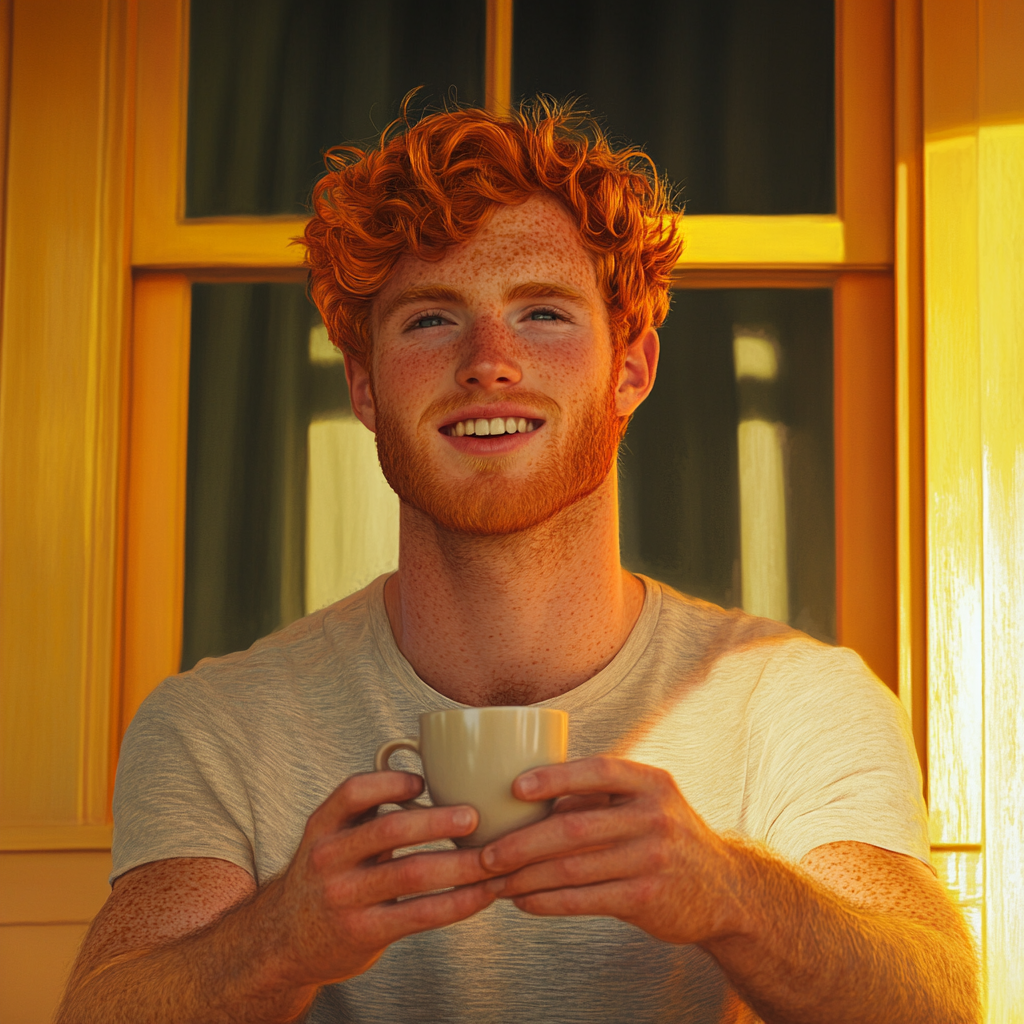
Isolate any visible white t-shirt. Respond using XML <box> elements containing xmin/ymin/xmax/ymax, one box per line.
<box><xmin>112</xmin><ymin>574</ymin><xmax>929</xmax><ymax>1023</ymax></box>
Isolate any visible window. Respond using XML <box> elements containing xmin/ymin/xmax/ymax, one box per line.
<box><xmin>123</xmin><ymin>0</ymin><xmax>897</xmax><ymax>728</ymax></box>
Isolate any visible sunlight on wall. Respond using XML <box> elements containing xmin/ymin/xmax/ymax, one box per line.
<box><xmin>924</xmin><ymin>118</ymin><xmax>1024</xmax><ymax>1019</ymax></box>
<box><xmin>305</xmin><ymin>326</ymin><xmax>399</xmax><ymax>612</ymax></box>
<box><xmin>931</xmin><ymin>849</ymin><xmax>984</xmax><ymax>957</ymax></box>
<box><xmin>734</xmin><ymin>333</ymin><xmax>789</xmax><ymax>622</ymax></box>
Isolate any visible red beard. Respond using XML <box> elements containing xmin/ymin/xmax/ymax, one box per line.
<box><xmin>373</xmin><ymin>380</ymin><xmax>627</xmax><ymax>536</ymax></box>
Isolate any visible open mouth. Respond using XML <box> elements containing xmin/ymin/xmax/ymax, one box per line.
<box><xmin>440</xmin><ymin>416</ymin><xmax>544</xmax><ymax>438</ymax></box>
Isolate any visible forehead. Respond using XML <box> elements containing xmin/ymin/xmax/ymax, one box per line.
<box><xmin>376</xmin><ymin>194</ymin><xmax>600</xmax><ymax>306</ymax></box>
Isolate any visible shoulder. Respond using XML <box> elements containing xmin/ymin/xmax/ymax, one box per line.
<box><xmin>643</xmin><ymin>577</ymin><xmax>827</xmax><ymax>685</ymax></box>
<box><xmin>643</xmin><ymin>578</ymin><xmax>901</xmax><ymax>723</ymax></box>
<box><xmin>127</xmin><ymin>577</ymin><xmax>391</xmax><ymax>745</ymax></box>
<box><xmin>648</xmin><ymin>579</ymin><xmax>796</xmax><ymax>659</ymax></box>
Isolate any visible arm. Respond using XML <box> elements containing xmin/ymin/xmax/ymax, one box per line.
<box><xmin>57</xmin><ymin>771</ymin><xmax>496</xmax><ymax>1024</ymax></box>
<box><xmin>481</xmin><ymin>757</ymin><xmax>979</xmax><ymax>1024</ymax></box>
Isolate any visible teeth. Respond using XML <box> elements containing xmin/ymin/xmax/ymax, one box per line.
<box><xmin>444</xmin><ymin>417</ymin><xmax>541</xmax><ymax>436</ymax></box>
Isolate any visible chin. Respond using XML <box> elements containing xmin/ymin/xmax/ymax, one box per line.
<box><xmin>374</xmin><ymin>384</ymin><xmax>626</xmax><ymax>537</ymax></box>
<box><xmin>399</xmin><ymin>471</ymin><xmax>612</xmax><ymax>536</ymax></box>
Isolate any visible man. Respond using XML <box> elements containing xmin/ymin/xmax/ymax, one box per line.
<box><xmin>59</xmin><ymin>103</ymin><xmax>978</xmax><ymax>1023</ymax></box>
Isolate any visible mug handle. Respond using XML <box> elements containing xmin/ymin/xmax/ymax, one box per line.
<box><xmin>374</xmin><ymin>737</ymin><xmax>430</xmax><ymax>810</ymax></box>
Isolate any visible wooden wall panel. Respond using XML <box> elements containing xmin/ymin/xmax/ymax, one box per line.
<box><xmin>923</xmin><ymin>130</ymin><xmax>984</xmax><ymax>847</ymax></box>
<box><xmin>0</xmin><ymin>0</ymin><xmax>132</xmax><ymax>836</ymax></box>
<box><xmin>978</xmin><ymin>121</ymin><xmax>1024</xmax><ymax>1021</ymax></box>
<box><xmin>922</xmin><ymin>0</ymin><xmax>1024</xmax><ymax>1014</ymax></box>
<box><xmin>0</xmin><ymin>923</ymin><xmax>89</xmax><ymax>1023</ymax></box>
<box><xmin>0</xmin><ymin>850</ymin><xmax>111</xmax><ymax>1024</ymax></box>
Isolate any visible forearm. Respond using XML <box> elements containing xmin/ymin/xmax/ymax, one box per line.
<box><xmin>56</xmin><ymin>880</ymin><xmax>318</xmax><ymax>1024</ymax></box>
<box><xmin>704</xmin><ymin>841</ymin><xmax>980</xmax><ymax>1024</ymax></box>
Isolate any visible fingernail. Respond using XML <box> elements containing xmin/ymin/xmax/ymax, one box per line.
<box><xmin>452</xmin><ymin>808</ymin><xmax>474</xmax><ymax>830</ymax></box>
<box><xmin>481</xmin><ymin>846</ymin><xmax>498</xmax><ymax>869</ymax></box>
<box><xmin>485</xmin><ymin>876</ymin><xmax>507</xmax><ymax>895</ymax></box>
<box><xmin>517</xmin><ymin>772</ymin><xmax>538</xmax><ymax>796</ymax></box>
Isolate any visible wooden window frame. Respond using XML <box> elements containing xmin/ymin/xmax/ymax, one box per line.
<box><xmin>121</xmin><ymin>0</ymin><xmax>903</xmax><ymax>756</ymax></box>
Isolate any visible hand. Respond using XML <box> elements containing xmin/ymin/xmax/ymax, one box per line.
<box><xmin>266</xmin><ymin>770</ymin><xmax>498</xmax><ymax>993</ymax></box>
<box><xmin>478</xmin><ymin>756</ymin><xmax>744</xmax><ymax>947</ymax></box>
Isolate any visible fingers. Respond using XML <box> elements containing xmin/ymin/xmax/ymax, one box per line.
<box><xmin>373</xmin><ymin>881</ymin><xmax>498</xmax><ymax>944</ymax></box>
<box><xmin>306</xmin><ymin>771</ymin><xmax>425</xmax><ymax>839</ymax></box>
<box><xmin>505</xmin><ymin>878</ymin><xmax>643</xmax><ymax>920</ymax></box>
<box><xmin>480</xmin><ymin>804</ymin><xmax>640</xmax><ymax>873</ymax></box>
<box><xmin>552</xmin><ymin>792</ymin><xmax>614</xmax><ymax>814</ymax></box>
<box><xmin>513</xmin><ymin>756</ymin><xmax>669</xmax><ymax>803</ymax></box>
<box><xmin>310</xmin><ymin>804</ymin><xmax>480</xmax><ymax>875</ymax></box>
<box><xmin>487</xmin><ymin>842</ymin><xmax>637</xmax><ymax>899</ymax></box>
<box><xmin>355</xmin><ymin>847</ymin><xmax>494</xmax><ymax>905</ymax></box>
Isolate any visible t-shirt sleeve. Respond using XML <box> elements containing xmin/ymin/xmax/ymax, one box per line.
<box><xmin>744</xmin><ymin>641</ymin><xmax>931</xmax><ymax>868</ymax></box>
<box><xmin>110</xmin><ymin>676</ymin><xmax>258</xmax><ymax>886</ymax></box>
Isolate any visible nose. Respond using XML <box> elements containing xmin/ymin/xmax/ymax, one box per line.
<box><xmin>455</xmin><ymin>315</ymin><xmax>523</xmax><ymax>391</ymax></box>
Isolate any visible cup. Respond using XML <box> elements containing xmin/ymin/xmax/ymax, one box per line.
<box><xmin>374</xmin><ymin>706</ymin><xmax>569</xmax><ymax>847</ymax></box>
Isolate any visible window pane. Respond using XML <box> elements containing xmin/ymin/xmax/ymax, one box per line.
<box><xmin>513</xmin><ymin>0</ymin><xmax>835</xmax><ymax>214</ymax></box>
<box><xmin>619</xmin><ymin>289</ymin><xmax>835</xmax><ymax>642</ymax></box>
<box><xmin>181</xmin><ymin>283</ymin><xmax>398</xmax><ymax>670</ymax></box>
<box><xmin>186</xmin><ymin>0</ymin><xmax>486</xmax><ymax>217</ymax></box>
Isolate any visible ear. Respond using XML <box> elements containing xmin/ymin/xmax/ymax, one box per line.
<box><xmin>344</xmin><ymin>353</ymin><xmax>377</xmax><ymax>432</ymax></box>
<box><xmin>614</xmin><ymin>327</ymin><xmax>659</xmax><ymax>417</ymax></box>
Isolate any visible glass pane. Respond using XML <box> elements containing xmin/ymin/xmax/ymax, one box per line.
<box><xmin>513</xmin><ymin>0</ymin><xmax>835</xmax><ymax>214</ymax></box>
<box><xmin>181</xmin><ymin>283</ymin><xmax>398</xmax><ymax>670</ymax></box>
<box><xmin>619</xmin><ymin>289</ymin><xmax>835</xmax><ymax>642</ymax></box>
<box><xmin>186</xmin><ymin>0</ymin><xmax>486</xmax><ymax>217</ymax></box>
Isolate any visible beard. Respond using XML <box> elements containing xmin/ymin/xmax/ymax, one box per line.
<box><xmin>373</xmin><ymin>379</ymin><xmax>627</xmax><ymax>536</ymax></box>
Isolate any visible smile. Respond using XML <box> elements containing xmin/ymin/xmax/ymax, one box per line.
<box><xmin>440</xmin><ymin>417</ymin><xmax>543</xmax><ymax>437</ymax></box>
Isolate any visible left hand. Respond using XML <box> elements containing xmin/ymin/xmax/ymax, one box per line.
<box><xmin>479</xmin><ymin>755</ymin><xmax>748</xmax><ymax>946</ymax></box>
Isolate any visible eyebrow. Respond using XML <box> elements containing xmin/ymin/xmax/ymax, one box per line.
<box><xmin>378</xmin><ymin>286</ymin><xmax>468</xmax><ymax>326</ymax></box>
<box><xmin>504</xmin><ymin>282</ymin><xmax>588</xmax><ymax>304</ymax></box>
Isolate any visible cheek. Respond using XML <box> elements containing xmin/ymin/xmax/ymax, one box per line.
<box><xmin>374</xmin><ymin>346</ymin><xmax>447</xmax><ymax>407</ymax></box>
<box><xmin>544</xmin><ymin>339</ymin><xmax>613</xmax><ymax>401</ymax></box>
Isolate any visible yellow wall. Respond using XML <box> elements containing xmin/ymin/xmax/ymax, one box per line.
<box><xmin>920</xmin><ymin>1</ymin><xmax>1024</xmax><ymax>1017</ymax></box>
<box><xmin>0</xmin><ymin>2</ymin><xmax>129</xmax><ymax>1018</ymax></box>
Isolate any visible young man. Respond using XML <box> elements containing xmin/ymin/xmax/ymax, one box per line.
<box><xmin>59</xmin><ymin>104</ymin><xmax>978</xmax><ymax>1023</ymax></box>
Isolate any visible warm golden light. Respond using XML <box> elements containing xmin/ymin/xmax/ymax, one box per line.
<box><xmin>734</xmin><ymin>333</ymin><xmax>789</xmax><ymax>624</ymax></box>
<box><xmin>305</xmin><ymin>326</ymin><xmax>399</xmax><ymax>612</ymax></box>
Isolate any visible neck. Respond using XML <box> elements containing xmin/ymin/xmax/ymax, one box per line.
<box><xmin>384</xmin><ymin>472</ymin><xmax>645</xmax><ymax>706</ymax></box>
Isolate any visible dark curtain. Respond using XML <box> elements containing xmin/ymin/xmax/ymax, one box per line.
<box><xmin>619</xmin><ymin>289</ymin><xmax>835</xmax><ymax>642</ymax></box>
<box><xmin>181</xmin><ymin>283</ymin><xmax>347</xmax><ymax>670</ymax></box>
<box><xmin>186</xmin><ymin>0</ymin><xmax>486</xmax><ymax>216</ymax></box>
<box><xmin>513</xmin><ymin>0</ymin><xmax>835</xmax><ymax>213</ymax></box>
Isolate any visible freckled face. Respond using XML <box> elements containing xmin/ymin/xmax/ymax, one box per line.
<box><xmin>367</xmin><ymin>195</ymin><xmax>627</xmax><ymax>535</ymax></box>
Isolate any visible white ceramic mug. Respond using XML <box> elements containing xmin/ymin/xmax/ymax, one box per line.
<box><xmin>374</xmin><ymin>706</ymin><xmax>569</xmax><ymax>847</ymax></box>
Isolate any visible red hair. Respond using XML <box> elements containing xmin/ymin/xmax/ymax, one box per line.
<box><xmin>303</xmin><ymin>99</ymin><xmax>684</xmax><ymax>364</ymax></box>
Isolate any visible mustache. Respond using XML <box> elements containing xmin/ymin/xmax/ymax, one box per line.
<box><xmin>416</xmin><ymin>390</ymin><xmax>562</xmax><ymax>428</ymax></box>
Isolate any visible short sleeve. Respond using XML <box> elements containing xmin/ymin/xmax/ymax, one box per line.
<box><xmin>743</xmin><ymin>641</ymin><xmax>930</xmax><ymax>867</ymax></box>
<box><xmin>110</xmin><ymin>677</ymin><xmax>258</xmax><ymax>885</ymax></box>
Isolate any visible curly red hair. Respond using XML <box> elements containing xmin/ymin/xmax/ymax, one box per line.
<box><xmin>303</xmin><ymin>99</ymin><xmax>684</xmax><ymax>364</ymax></box>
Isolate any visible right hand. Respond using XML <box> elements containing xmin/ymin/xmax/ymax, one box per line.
<box><xmin>263</xmin><ymin>769</ymin><xmax>497</xmax><ymax>993</ymax></box>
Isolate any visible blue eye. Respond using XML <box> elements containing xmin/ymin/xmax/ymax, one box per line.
<box><xmin>530</xmin><ymin>309</ymin><xmax>559</xmax><ymax>321</ymax></box>
<box><xmin>414</xmin><ymin>315</ymin><xmax>447</xmax><ymax>329</ymax></box>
